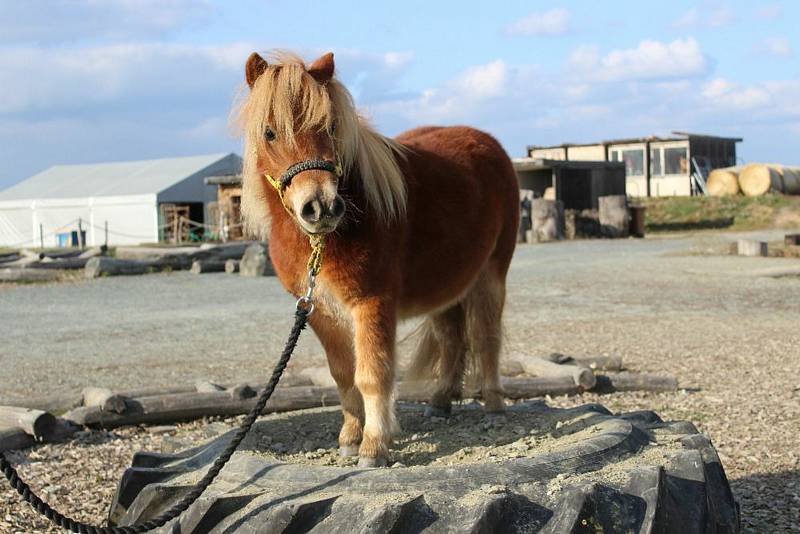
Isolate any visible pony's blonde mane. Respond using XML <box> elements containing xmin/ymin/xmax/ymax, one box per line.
<box><xmin>235</xmin><ymin>52</ymin><xmax>407</xmax><ymax>237</ymax></box>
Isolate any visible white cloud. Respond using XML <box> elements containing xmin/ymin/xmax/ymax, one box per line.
<box><xmin>758</xmin><ymin>37</ymin><xmax>793</xmax><ymax>58</ymax></box>
<box><xmin>505</xmin><ymin>8</ymin><xmax>570</xmax><ymax>36</ymax></box>
<box><xmin>755</xmin><ymin>4</ymin><xmax>782</xmax><ymax>20</ymax></box>
<box><xmin>673</xmin><ymin>8</ymin><xmax>700</xmax><ymax>29</ymax></box>
<box><xmin>568</xmin><ymin>38</ymin><xmax>708</xmax><ymax>82</ymax></box>
<box><xmin>672</xmin><ymin>5</ymin><xmax>736</xmax><ymax>29</ymax></box>
<box><xmin>0</xmin><ymin>0</ymin><xmax>214</xmax><ymax>44</ymax></box>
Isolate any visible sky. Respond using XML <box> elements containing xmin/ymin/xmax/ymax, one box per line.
<box><xmin>0</xmin><ymin>0</ymin><xmax>798</xmax><ymax>190</ymax></box>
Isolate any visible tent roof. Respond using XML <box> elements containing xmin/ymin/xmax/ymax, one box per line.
<box><xmin>0</xmin><ymin>153</ymin><xmax>236</xmax><ymax>201</ymax></box>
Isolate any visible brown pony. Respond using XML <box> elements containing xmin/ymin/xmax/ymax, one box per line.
<box><xmin>236</xmin><ymin>51</ymin><xmax>519</xmax><ymax>467</ymax></box>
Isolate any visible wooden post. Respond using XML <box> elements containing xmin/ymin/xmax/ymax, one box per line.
<box><xmin>177</xmin><ymin>216</ymin><xmax>184</xmax><ymax>244</ymax></box>
<box><xmin>77</xmin><ymin>218</ymin><xmax>84</xmax><ymax>249</ymax></box>
<box><xmin>39</xmin><ymin>223</ymin><xmax>44</xmax><ymax>249</ymax></box>
<box><xmin>104</xmin><ymin>220</ymin><xmax>109</xmax><ymax>248</ymax></box>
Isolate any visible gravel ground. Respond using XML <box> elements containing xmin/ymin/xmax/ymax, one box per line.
<box><xmin>1</xmin><ymin>228</ymin><xmax>799</xmax><ymax>532</ymax></box>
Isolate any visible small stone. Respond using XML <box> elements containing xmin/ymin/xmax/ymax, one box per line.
<box><xmin>147</xmin><ymin>425</ymin><xmax>177</xmax><ymax>435</ymax></box>
<box><xmin>391</xmin><ymin>462</ymin><xmax>406</xmax><ymax>468</ymax></box>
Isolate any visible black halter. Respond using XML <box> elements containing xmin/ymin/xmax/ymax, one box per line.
<box><xmin>279</xmin><ymin>159</ymin><xmax>339</xmax><ymax>190</ymax></box>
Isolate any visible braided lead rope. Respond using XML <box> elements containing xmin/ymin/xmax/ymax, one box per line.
<box><xmin>0</xmin><ymin>308</ymin><xmax>310</xmax><ymax>534</ymax></box>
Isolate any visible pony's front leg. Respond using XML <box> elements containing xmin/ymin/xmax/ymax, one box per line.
<box><xmin>352</xmin><ymin>298</ymin><xmax>396</xmax><ymax>468</ymax></box>
<box><xmin>309</xmin><ymin>312</ymin><xmax>364</xmax><ymax>457</ymax></box>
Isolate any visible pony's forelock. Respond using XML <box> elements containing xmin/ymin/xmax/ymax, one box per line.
<box><xmin>234</xmin><ymin>51</ymin><xmax>407</xmax><ymax>236</ymax></box>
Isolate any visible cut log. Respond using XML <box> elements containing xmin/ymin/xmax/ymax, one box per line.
<box><xmin>0</xmin><ymin>426</ymin><xmax>35</xmax><ymax>452</ymax></box>
<box><xmin>240</xmin><ymin>243</ymin><xmax>275</xmax><ymax>276</ymax></box>
<box><xmin>592</xmin><ymin>373</ymin><xmax>678</xmax><ymax>393</ymax></box>
<box><xmin>81</xmin><ymin>387</ymin><xmax>129</xmax><ymax>414</ymax></box>
<box><xmin>85</xmin><ymin>257</ymin><xmax>152</xmax><ymax>278</ymax></box>
<box><xmin>63</xmin><ymin>386</ymin><xmax>341</xmax><ymax>428</ymax></box>
<box><xmin>598</xmin><ymin>195</ymin><xmax>630</xmax><ymax>238</ymax></box>
<box><xmin>546</xmin><ymin>353</ymin><xmax>624</xmax><ymax>372</ymax></box>
<box><xmin>27</xmin><ymin>257</ymin><xmax>90</xmax><ymax>270</ymax></box>
<box><xmin>224</xmin><ymin>259</ymin><xmax>240</xmax><ymax>274</ymax></box>
<box><xmin>0</xmin><ymin>406</ymin><xmax>57</xmax><ymax>440</ymax></box>
<box><xmin>0</xmin><ymin>268</ymin><xmax>60</xmax><ymax>282</ymax></box>
<box><xmin>739</xmin><ymin>163</ymin><xmax>800</xmax><ymax>196</ymax></box>
<box><xmin>707</xmin><ymin>167</ymin><xmax>741</xmax><ymax>197</ymax></box>
<box><xmin>530</xmin><ymin>199</ymin><xmax>565</xmax><ymax>242</ymax></box>
<box><xmin>737</xmin><ymin>240</ymin><xmax>768</xmax><ymax>257</ymax></box>
<box><xmin>190</xmin><ymin>259</ymin><xmax>227</xmax><ymax>274</ymax></box>
<box><xmin>516</xmin><ymin>356</ymin><xmax>596</xmax><ymax>390</ymax></box>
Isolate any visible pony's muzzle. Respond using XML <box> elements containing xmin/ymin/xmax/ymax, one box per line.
<box><xmin>299</xmin><ymin>194</ymin><xmax>345</xmax><ymax>232</ymax></box>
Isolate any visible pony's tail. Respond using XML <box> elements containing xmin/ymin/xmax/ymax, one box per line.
<box><xmin>406</xmin><ymin>318</ymin><xmax>441</xmax><ymax>381</ymax></box>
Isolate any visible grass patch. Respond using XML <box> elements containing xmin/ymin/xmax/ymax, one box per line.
<box><xmin>639</xmin><ymin>194</ymin><xmax>800</xmax><ymax>233</ymax></box>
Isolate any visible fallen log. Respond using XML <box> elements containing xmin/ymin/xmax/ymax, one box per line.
<box><xmin>190</xmin><ymin>259</ymin><xmax>227</xmax><ymax>274</ymax></box>
<box><xmin>28</xmin><ymin>257</ymin><xmax>90</xmax><ymax>270</ymax></box>
<box><xmin>516</xmin><ymin>356</ymin><xmax>596</xmax><ymax>390</ymax></box>
<box><xmin>63</xmin><ymin>385</ymin><xmax>341</xmax><ymax>428</ymax></box>
<box><xmin>64</xmin><ymin>377</ymin><xmax>586</xmax><ymax>429</ymax></box>
<box><xmin>39</xmin><ymin>249</ymin><xmax>82</xmax><ymax>260</ymax></box>
<box><xmin>0</xmin><ymin>426</ymin><xmax>35</xmax><ymax>452</ymax></box>
<box><xmin>84</xmin><ymin>257</ymin><xmax>173</xmax><ymax>278</ymax></box>
<box><xmin>0</xmin><ymin>406</ymin><xmax>57</xmax><ymax>440</ymax></box>
<box><xmin>592</xmin><ymin>373</ymin><xmax>678</xmax><ymax>393</ymax></box>
<box><xmin>0</xmin><ymin>393</ymin><xmax>83</xmax><ymax>414</ymax></box>
<box><xmin>546</xmin><ymin>353</ymin><xmax>624</xmax><ymax>372</ymax></box>
<box><xmin>0</xmin><ymin>268</ymin><xmax>61</xmax><ymax>283</ymax></box>
<box><xmin>0</xmin><ymin>252</ymin><xmax>21</xmax><ymax>264</ymax></box>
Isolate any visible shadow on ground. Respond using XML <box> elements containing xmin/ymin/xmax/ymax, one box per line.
<box><xmin>732</xmin><ymin>470</ymin><xmax>800</xmax><ymax>532</ymax></box>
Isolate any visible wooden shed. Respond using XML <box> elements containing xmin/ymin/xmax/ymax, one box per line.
<box><xmin>513</xmin><ymin>158</ymin><xmax>626</xmax><ymax>211</ymax></box>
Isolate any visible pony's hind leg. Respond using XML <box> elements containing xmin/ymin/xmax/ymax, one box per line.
<box><xmin>422</xmin><ymin>304</ymin><xmax>468</xmax><ymax>417</ymax></box>
<box><xmin>464</xmin><ymin>267</ymin><xmax>506</xmax><ymax>413</ymax></box>
<box><xmin>309</xmin><ymin>313</ymin><xmax>364</xmax><ymax>457</ymax></box>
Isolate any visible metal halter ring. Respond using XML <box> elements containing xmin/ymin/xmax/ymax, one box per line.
<box><xmin>295</xmin><ymin>270</ymin><xmax>317</xmax><ymax>315</ymax></box>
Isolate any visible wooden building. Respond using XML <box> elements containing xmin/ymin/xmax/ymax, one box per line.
<box><xmin>513</xmin><ymin>158</ymin><xmax>626</xmax><ymax>210</ymax></box>
<box><xmin>528</xmin><ymin>132</ymin><xmax>742</xmax><ymax>197</ymax></box>
<box><xmin>205</xmin><ymin>174</ymin><xmax>244</xmax><ymax>241</ymax></box>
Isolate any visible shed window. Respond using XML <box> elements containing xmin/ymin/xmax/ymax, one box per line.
<box><xmin>650</xmin><ymin>148</ymin><xmax>662</xmax><ymax>176</ymax></box>
<box><xmin>665</xmin><ymin>147</ymin><xmax>688</xmax><ymax>175</ymax></box>
<box><xmin>621</xmin><ymin>149</ymin><xmax>644</xmax><ymax>176</ymax></box>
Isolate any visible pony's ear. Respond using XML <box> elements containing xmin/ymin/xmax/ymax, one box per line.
<box><xmin>245</xmin><ymin>52</ymin><xmax>268</xmax><ymax>88</ymax></box>
<box><xmin>307</xmin><ymin>52</ymin><xmax>335</xmax><ymax>84</ymax></box>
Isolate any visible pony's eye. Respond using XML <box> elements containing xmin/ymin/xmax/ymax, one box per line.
<box><xmin>264</xmin><ymin>128</ymin><xmax>276</xmax><ymax>142</ymax></box>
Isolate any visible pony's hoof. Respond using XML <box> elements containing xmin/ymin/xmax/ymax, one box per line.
<box><xmin>424</xmin><ymin>405</ymin><xmax>451</xmax><ymax>418</ymax></box>
<box><xmin>357</xmin><ymin>456</ymin><xmax>388</xmax><ymax>468</ymax></box>
<box><xmin>338</xmin><ymin>445</ymin><xmax>359</xmax><ymax>458</ymax></box>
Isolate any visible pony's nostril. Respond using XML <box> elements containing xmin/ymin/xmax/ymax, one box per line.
<box><xmin>331</xmin><ymin>196</ymin><xmax>346</xmax><ymax>218</ymax></box>
<box><xmin>300</xmin><ymin>200</ymin><xmax>321</xmax><ymax>223</ymax></box>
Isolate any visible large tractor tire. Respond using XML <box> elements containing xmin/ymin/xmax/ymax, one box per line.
<box><xmin>108</xmin><ymin>402</ymin><xmax>739</xmax><ymax>533</ymax></box>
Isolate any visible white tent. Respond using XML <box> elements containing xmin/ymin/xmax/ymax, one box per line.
<box><xmin>0</xmin><ymin>153</ymin><xmax>241</xmax><ymax>247</ymax></box>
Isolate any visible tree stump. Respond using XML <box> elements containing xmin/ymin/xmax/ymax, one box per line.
<box><xmin>598</xmin><ymin>195</ymin><xmax>630</xmax><ymax>238</ymax></box>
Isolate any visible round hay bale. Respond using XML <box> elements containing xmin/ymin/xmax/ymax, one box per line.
<box><xmin>707</xmin><ymin>168</ymin><xmax>741</xmax><ymax>196</ymax></box>
<box><xmin>739</xmin><ymin>163</ymin><xmax>784</xmax><ymax>196</ymax></box>
<box><xmin>109</xmin><ymin>402</ymin><xmax>740</xmax><ymax>532</ymax></box>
